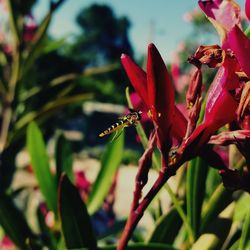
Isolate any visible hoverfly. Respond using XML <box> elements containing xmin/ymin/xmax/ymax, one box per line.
<box><xmin>99</xmin><ymin>109</ymin><xmax>142</xmax><ymax>138</ymax></box>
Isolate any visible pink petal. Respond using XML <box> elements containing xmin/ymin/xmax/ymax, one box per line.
<box><xmin>205</xmin><ymin>64</ymin><xmax>239</xmax><ymax>127</ymax></box>
<box><xmin>245</xmin><ymin>0</ymin><xmax>250</xmax><ymax>20</ymax></box>
<box><xmin>227</xmin><ymin>25</ymin><xmax>250</xmax><ymax>78</ymax></box>
<box><xmin>198</xmin><ymin>0</ymin><xmax>241</xmax><ymax>31</ymax></box>
<box><xmin>121</xmin><ymin>54</ymin><xmax>149</xmax><ymax>108</ymax></box>
<box><xmin>180</xmin><ymin>57</ymin><xmax>239</xmax><ymax>156</ymax></box>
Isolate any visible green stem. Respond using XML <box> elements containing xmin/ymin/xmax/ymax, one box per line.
<box><xmin>0</xmin><ymin>51</ymin><xmax>20</xmax><ymax>152</ymax></box>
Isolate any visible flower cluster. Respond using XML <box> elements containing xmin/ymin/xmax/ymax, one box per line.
<box><xmin>118</xmin><ymin>0</ymin><xmax>250</xmax><ymax>249</ymax></box>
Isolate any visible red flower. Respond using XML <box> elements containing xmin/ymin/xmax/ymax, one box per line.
<box><xmin>121</xmin><ymin>44</ymin><xmax>187</xmax><ymax>145</ymax></box>
<box><xmin>121</xmin><ymin>44</ymin><xmax>187</xmax><ymax>166</ymax></box>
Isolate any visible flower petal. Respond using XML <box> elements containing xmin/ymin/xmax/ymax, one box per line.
<box><xmin>179</xmin><ymin>56</ymin><xmax>239</xmax><ymax>158</ymax></box>
<box><xmin>227</xmin><ymin>25</ymin><xmax>250</xmax><ymax>78</ymax></box>
<box><xmin>204</xmin><ymin>57</ymin><xmax>239</xmax><ymax>126</ymax></box>
<box><xmin>147</xmin><ymin>43</ymin><xmax>175</xmax><ymax>129</ymax></box>
<box><xmin>121</xmin><ymin>54</ymin><xmax>149</xmax><ymax>108</ymax></box>
<box><xmin>245</xmin><ymin>0</ymin><xmax>250</xmax><ymax>20</ymax></box>
<box><xmin>198</xmin><ymin>0</ymin><xmax>241</xmax><ymax>31</ymax></box>
<box><xmin>172</xmin><ymin>106</ymin><xmax>187</xmax><ymax>142</ymax></box>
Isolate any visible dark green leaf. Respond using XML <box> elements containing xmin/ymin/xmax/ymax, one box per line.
<box><xmin>68</xmin><ymin>242</ymin><xmax>177</xmax><ymax>250</ymax></box>
<box><xmin>55</xmin><ymin>134</ymin><xmax>74</xmax><ymax>184</ymax></box>
<box><xmin>0</xmin><ymin>193</ymin><xmax>34</xmax><ymax>249</ymax></box>
<box><xmin>201</xmin><ymin>184</ymin><xmax>233</xmax><ymax>233</ymax></box>
<box><xmin>87</xmin><ymin>132</ymin><xmax>124</xmax><ymax>214</ymax></box>
<box><xmin>191</xmin><ymin>218</ymin><xmax>232</xmax><ymax>250</ymax></box>
<box><xmin>0</xmin><ymin>142</ymin><xmax>20</xmax><ymax>191</ymax></box>
<box><xmin>148</xmin><ymin>205</ymin><xmax>183</xmax><ymax>244</ymax></box>
<box><xmin>59</xmin><ymin>174</ymin><xmax>97</xmax><ymax>249</ymax></box>
<box><xmin>27</xmin><ymin>122</ymin><xmax>57</xmax><ymax>213</ymax></box>
<box><xmin>186</xmin><ymin>157</ymin><xmax>208</xmax><ymax>238</ymax></box>
<box><xmin>22</xmin><ymin>12</ymin><xmax>52</xmax><ymax>76</ymax></box>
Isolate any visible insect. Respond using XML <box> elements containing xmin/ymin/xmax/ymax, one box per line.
<box><xmin>99</xmin><ymin>109</ymin><xmax>142</xmax><ymax>138</ymax></box>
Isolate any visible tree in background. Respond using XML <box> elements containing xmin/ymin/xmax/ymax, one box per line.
<box><xmin>67</xmin><ymin>4</ymin><xmax>133</xmax><ymax>68</ymax></box>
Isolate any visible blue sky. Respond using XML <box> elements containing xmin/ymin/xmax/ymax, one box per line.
<box><xmin>33</xmin><ymin>0</ymin><xmax>245</xmax><ymax>62</ymax></box>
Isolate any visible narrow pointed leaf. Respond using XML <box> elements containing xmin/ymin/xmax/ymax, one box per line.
<box><xmin>147</xmin><ymin>205</ymin><xmax>183</xmax><ymax>244</ymax></box>
<box><xmin>22</xmin><ymin>12</ymin><xmax>52</xmax><ymax>76</ymax></box>
<box><xmin>55</xmin><ymin>134</ymin><xmax>74</xmax><ymax>183</ymax></box>
<box><xmin>16</xmin><ymin>93</ymin><xmax>93</xmax><ymax>131</ymax></box>
<box><xmin>68</xmin><ymin>242</ymin><xmax>177</xmax><ymax>250</ymax></box>
<box><xmin>87</xmin><ymin>132</ymin><xmax>124</xmax><ymax>214</ymax></box>
<box><xmin>102</xmin><ymin>243</ymin><xmax>177</xmax><ymax>250</ymax></box>
<box><xmin>238</xmin><ymin>212</ymin><xmax>250</xmax><ymax>250</ymax></box>
<box><xmin>0</xmin><ymin>193</ymin><xmax>34</xmax><ymax>250</ymax></box>
<box><xmin>186</xmin><ymin>157</ymin><xmax>208</xmax><ymax>238</ymax></box>
<box><xmin>191</xmin><ymin>218</ymin><xmax>232</xmax><ymax>250</ymax></box>
<box><xmin>27</xmin><ymin>122</ymin><xmax>57</xmax><ymax>213</ymax></box>
<box><xmin>59</xmin><ymin>174</ymin><xmax>97</xmax><ymax>249</ymax></box>
<box><xmin>201</xmin><ymin>184</ymin><xmax>233</xmax><ymax>232</ymax></box>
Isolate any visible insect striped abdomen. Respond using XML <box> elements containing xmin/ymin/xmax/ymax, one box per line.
<box><xmin>99</xmin><ymin>120</ymin><xmax>127</xmax><ymax>137</ymax></box>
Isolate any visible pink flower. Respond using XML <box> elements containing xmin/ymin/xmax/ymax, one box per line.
<box><xmin>23</xmin><ymin>15</ymin><xmax>37</xmax><ymax>42</ymax></box>
<box><xmin>245</xmin><ymin>0</ymin><xmax>250</xmax><ymax>20</ymax></box>
<box><xmin>179</xmin><ymin>46</ymin><xmax>240</xmax><ymax>157</ymax></box>
<box><xmin>198</xmin><ymin>0</ymin><xmax>241</xmax><ymax>31</ymax></box>
<box><xmin>227</xmin><ymin>25</ymin><xmax>250</xmax><ymax>78</ymax></box>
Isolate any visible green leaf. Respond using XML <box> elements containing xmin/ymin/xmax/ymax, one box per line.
<box><xmin>16</xmin><ymin>93</ymin><xmax>93</xmax><ymax>131</ymax></box>
<box><xmin>201</xmin><ymin>184</ymin><xmax>233</xmax><ymax>233</ymax></box>
<box><xmin>87</xmin><ymin>132</ymin><xmax>124</xmax><ymax>214</ymax></box>
<box><xmin>27</xmin><ymin>122</ymin><xmax>57</xmax><ymax>213</ymax></box>
<box><xmin>233</xmin><ymin>193</ymin><xmax>250</xmax><ymax>222</ymax></box>
<box><xmin>43</xmin><ymin>37</ymin><xmax>67</xmax><ymax>54</ymax></box>
<box><xmin>0</xmin><ymin>193</ymin><xmax>34</xmax><ymax>250</ymax></box>
<box><xmin>55</xmin><ymin>134</ymin><xmax>74</xmax><ymax>184</ymax></box>
<box><xmin>229</xmin><ymin>239</ymin><xmax>239</xmax><ymax>250</ymax></box>
<box><xmin>10</xmin><ymin>93</ymin><xmax>93</xmax><ymax>145</ymax></box>
<box><xmin>147</xmin><ymin>205</ymin><xmax>183</xmax><ymax>244</ymax></box>
<box><xmin>22</xmin><ymin>12</ymin><xmax>52</xmax><ymax>76</ymax></box>
<box><xmin>238</xmin><ymin>212</ymin><xmax>250</xmax><ymax>250</ymax></box>
<box><xmin>58</xmin><ymin>174</ymin><xmax>97</xmax><ymax>249</ymax></box>
<box><xmin>244</xmin><ymin>26</ymin><xmax>250</xmax><ymax>38</ymax></box>
<box><xmin>186</xmin><ymin>157</ymin><xmax>208</xmax><ymax>238</ymax></box>
<box><xmin>68</xmin><ymin>242</ymin><xmax>177</xmax><ymax>250</ymax></box>
<box><xmin>191</xmin><ymin>218</ymin><xmax>232</xmax><ymax>250</ymax></box>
